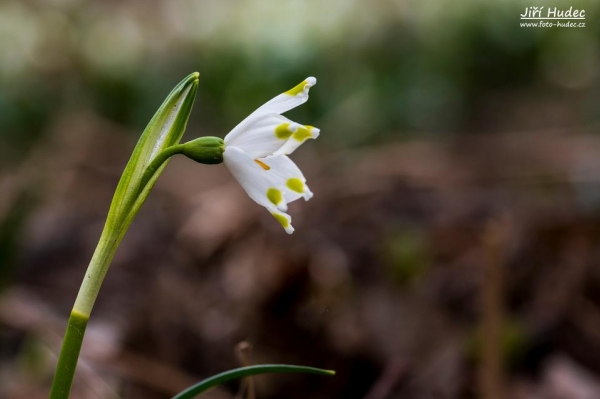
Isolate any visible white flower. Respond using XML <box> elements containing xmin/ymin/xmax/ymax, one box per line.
<box><xmin>223</xmin><ymin>77</ymin><xmax>319</xmax><ymax>234</ymax></box>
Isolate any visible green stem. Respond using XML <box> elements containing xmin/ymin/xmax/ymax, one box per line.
<box><xmin>49</xmin><ymin>312</ymin><xmax>89</xmax><ymax>399</ymax></box>
<box><xmin>139</xmin><ymin>144</ymin><xmax>185</xmax><ymax>197</ymax></box>
<box><xmin>72</xmin><ymin>228</ymin><xmax>121</xmax><ymax>317</ymax></box>
<box><xmin>49</xmin><ymin>145</ymin><xmax>185</xmax><ymax>399</ymax></box>
<box><xmin>49</xmin><ymin>226</ymin><xmax>121</xmax><ymax>399</ymax></box>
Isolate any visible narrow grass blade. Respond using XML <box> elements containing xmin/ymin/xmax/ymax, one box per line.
<box><xmin>172</xmin><ymin>364</ymin><xmax>335</xmax><ymax>399</ymax></box>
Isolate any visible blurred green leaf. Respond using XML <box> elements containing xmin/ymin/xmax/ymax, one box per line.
<box><xmin>467</xmin><ymin>319</ymin><xmax>530</xmax><ymax>366</ymax></box>
<box><xmin>382</xmin><ymin>229</ymin><xmax>430</xmax><ymax>286</ymax></box>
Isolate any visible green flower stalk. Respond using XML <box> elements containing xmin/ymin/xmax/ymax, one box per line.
<box><xmin>49</xmin><ymin>73</ymin><xmax>223</xmax><ymax>399</ymax></box>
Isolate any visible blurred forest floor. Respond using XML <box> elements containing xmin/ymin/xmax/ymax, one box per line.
<box><xmin>3</xmin><ymin>110</ymin><xmax>600</xmax><ymax>398</ymax></box>
<box><xmin>0</xmin><ymin>1</ymin><xmax>599</xmax><ymax>398</ymax></box>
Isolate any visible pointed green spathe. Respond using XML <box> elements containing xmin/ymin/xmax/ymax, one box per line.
<box><xmin>106</xmin><ymin>72</ymin><xmax>200</xmax><ymax>238</ymax></box>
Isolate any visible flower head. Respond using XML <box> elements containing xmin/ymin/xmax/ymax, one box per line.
<box><xmin>223</xmin><ymin>77</ymin><xmax>319</xmax><ymax>234</ymax></box>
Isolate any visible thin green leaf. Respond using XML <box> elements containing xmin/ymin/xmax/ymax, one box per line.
<box><xmin>105</xmin><ymin>72</ymin><xmax>199</xmax><ymax>233</ymax></box>
<box><xmin>172</xmin><ymin>364</ymin><xmax>335</xmax><ymax>399</ymax></box>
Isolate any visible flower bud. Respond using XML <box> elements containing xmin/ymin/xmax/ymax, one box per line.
<box><xmin>181</xmin><ymin>136</ymin><xmax>224</xmax><ymax>164</ymax></box>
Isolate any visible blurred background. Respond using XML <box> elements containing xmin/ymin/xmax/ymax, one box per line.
<box><xmin>1</xmin><ymin>0</ymin><xmax>600</xmax><ymax>398</ymax></box>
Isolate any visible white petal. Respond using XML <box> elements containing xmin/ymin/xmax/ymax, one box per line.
<box><xmin>261</xmin><ymin>154</ymin><xmax>313</xmax><ymax>202</ymax></box>
<box><xmin>223</xmin><ymin>146</ymin><xmax>312</xmax><ymax>233</ymax></box>
<box><xmin>225</xmin><ymin>113</ymin><xmax>299</xmax><ymax>158</ymax></box>
<box><xmin>223</xmin><ymin>146</ymin><xmax>287</xmax><ymax>211</ymax></box>
<box><xmin>255</xmin><ymin>76</ymin><xmax>316</xmax><ymax>115</ymax></box>
<box><xmin>224</xmin><ymin>77</ymin><xmax>317</xmax><ymax>155</ymax></box>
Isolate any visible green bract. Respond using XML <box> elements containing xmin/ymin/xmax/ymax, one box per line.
<box><xmin>106</xmin><ymin>72</ymin><xmax>200</xmax><ymax>243</ymax></box>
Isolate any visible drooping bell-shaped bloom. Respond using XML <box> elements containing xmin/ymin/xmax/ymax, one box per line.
<box><xmin>223</xmin><ymin>77</ymin><xmax>319</xmax><ymax>233</ymax></box>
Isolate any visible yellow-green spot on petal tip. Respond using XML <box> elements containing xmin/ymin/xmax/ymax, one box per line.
<box><xmin>267</xmin><ymin>188</ymin><xmax>283</xmax><ymax>205</ymax></box>
<box><xmin>293</xmin><ymin>126</ymin><xmax>312</xmax><ymax>142</ymax></box>
<box><xmin>273</xmin><ymin>213</ymin><xmax>290</xmax><ymax>228</ymax></box>
<box><xmin>286</xmin><ymin>178</ymin><xmax>304</xmax><ymax>193</ymax></box>
<box><xmin>285</xmin><ymin>80</ymin><xmax>308</xmax><ymax>96</ymax></box>
<box><xmin>275</xmin><ymin>123</ymin><xmax>293</xmax><ymax>140</ymax></box>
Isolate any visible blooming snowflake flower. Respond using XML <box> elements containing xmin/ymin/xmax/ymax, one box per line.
<box><xmin>223</xmin><ymin>77</ymin><xmax>319</xmax><ymax>234</ymax></box>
